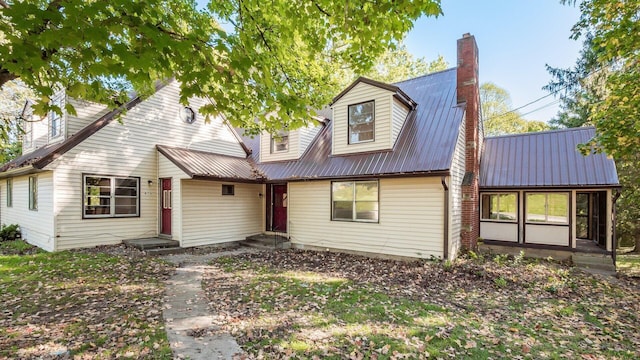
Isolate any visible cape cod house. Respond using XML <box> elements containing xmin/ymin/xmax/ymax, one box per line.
<box><xmin>0</xmin><ymin>34</ymin><xmax>620</xmax><ymax>262</ymax></box>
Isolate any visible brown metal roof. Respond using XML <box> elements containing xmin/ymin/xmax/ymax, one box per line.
<box><xmin>0</xmin><ymin>81</ymin><xmax>170</xmax><ymax>173</ymax></box>
<box><xmin>246</xmin><ymin>68</ymin><xmax>464</xmax><ymax>181</ymax></box>
<box><xmin>480</xmin><ymin>127</ymin><xmax>619</xmax><ymax>188</ymax></box>
<box><xmin>157</xmin><ymin>145</ymin><xmax>263</xmax><ymax>182</ymax></box>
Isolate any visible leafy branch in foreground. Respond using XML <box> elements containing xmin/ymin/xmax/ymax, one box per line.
<box><xmin>0</xmin><ymin>0</ymin><xmax>442</xmax><ymax>136</ymax></box>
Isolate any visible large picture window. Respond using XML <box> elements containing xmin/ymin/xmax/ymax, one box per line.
<box><xmin>526</xmin><ymin>192</ymin><xmax>569</xmax><ymax>224</ymax></box>
<box><xmin>481</xmin><ymin>193</ymin><xmax>517</xmax><ymax>222</ymax></box>
<box><xmin>332</xmin><ymin>180</ymin><xmax>379</xmax><ymax>222</ymax></box>
<box><xmin>84</xmin><ymin>175</ymin><xmax>139</xmax><ymax>218</ymax></box>
<box><xmin>28</xmin><ymin>176</ymin><xmax>37</xmax><ymax>210</ymax></box>
<box><xmin>348</xmin><ymin>101</ymin><xmax>375</xmax><ymax>144</ymax></box>
<box><xmin>6</xmin><ymin>178</ymin><xmax>12</xmax><ymax>207</ymax></box>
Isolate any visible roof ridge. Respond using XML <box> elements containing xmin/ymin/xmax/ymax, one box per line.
<box><xmin>393</xmin><ymin>67</ymin><xmax>457</xmax><ymax>85</ymax></box>
<box><xmin>485</xmin><ymin>126</ymin><xmax>595</xmax><ymax>140</ymax></box>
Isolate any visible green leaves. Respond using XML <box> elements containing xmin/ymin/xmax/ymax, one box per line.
<box><xmin>0</xmin><ymin>0</ymin><xmax>442</xmax><ymax>136</ymax></box>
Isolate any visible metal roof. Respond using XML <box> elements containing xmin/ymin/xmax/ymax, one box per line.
<box><xmin>480</xmin><ymin>127</ymin><xmax>619</xmax><ymax>188</ymax></box>
<box><xmin>156</xmin><ymin>145</ymin><xmax>263</xmax><ymax>182</ymax></box>
<box><xmin>248</xmin><ymin>68</ymin><xmax>465</xmax><ymax>181</ymax></box>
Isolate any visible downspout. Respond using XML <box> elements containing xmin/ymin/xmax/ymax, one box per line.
<box><xmin>612</xmin><ymin>189</ymin><xmax>621</xmax><ymax>266</ymax></box>
<box><xmin>441</xmin><ymin>176</ymin><xmax>449</xmax><ymax>260</ymax></box>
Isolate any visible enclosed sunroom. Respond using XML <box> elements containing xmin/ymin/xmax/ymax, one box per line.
<box><xmin>478</xmin><ymin>128</ymin><xmax>620</xmax><ymax>254</ymax></box>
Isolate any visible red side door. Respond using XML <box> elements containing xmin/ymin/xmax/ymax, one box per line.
<box><xmin>161</xmin><ymin>178</ymin><xmax>172</xmax><ymax>235</ymax></box>
<box><xmin>272</xmin><ymin>184</ymin><xmax>287</xmax><ymax>232</ymax></box>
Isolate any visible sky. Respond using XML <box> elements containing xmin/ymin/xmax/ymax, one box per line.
<box><xmin>403</xmin><ymin>1</ymin><xmax>583</xmax><ymax>122</ymax></box>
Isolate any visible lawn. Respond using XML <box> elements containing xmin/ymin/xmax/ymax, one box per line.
<box><xmin>0</xmin><ymin>241</ymin><xmax>174</xmax><ymax>359</ymax></box>
<box><xmin>618</xmin><ymin>254</ymin><xmax>640</xmax><ymax>278</ymax></box>
<box><xmin>204</xmin><ymin>250</ymin><xmax>640</xmax><ymax>359</ymax></box>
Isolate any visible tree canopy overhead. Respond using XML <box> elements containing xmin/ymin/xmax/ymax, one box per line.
<box><xmin>0</xmin><ymin>0</ymin><xmax>442</xmax><ymax>135</ymax></box>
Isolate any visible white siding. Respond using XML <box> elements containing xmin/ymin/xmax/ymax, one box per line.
<box><xmin>158</xmin><ymin>154</ymin><xmax>190</xmax><ymax>243</ymax></box>
<box><xmin>0</xmin><ymin>173</ymin><xmax>55</xmax><ymax>251</ymax></box>
<box><xmin>448</xmin><ymin>119</ymin><xmax>466</xmax><ymax>259</ymax></box>
<box><xmin>23</xmin><ymin>117</ymin><xmax>49</xmax><ymax>154</ymax></box>
<box><xmin>48</xmin><ymin>81</ymin><xmax>248</xmax><ymax>250</ymax></box>
<box><xmin>260</xmin><ymin>130</ymin><xmax>301</xmax><ymax>162</ymax></box>
<box><xmin>66</xmin><ymin>99</ymin><xmax>110</xmax><ymax>136</ymax></box>
<box><xmin>298</xmin><ymin>123</ymin><xmax>323</xmax><ymax>156</ymax></box>
<box><xmin>181</xmin><ymin>180</ymin><xmax>262</xmax><ymax>247</ymax></box>
<box><xmin>391</xmin><ymin>98</ymin><xmax>409</xmax><ymax>148</ymax></box>
<box><xmin>288</xmin><ymin>177</ymin><xmax>445</xmax><ymax>259</ymax></box>
<box><xmin>332</xmin><ymin>83</ymin><xmax>393</xmax><ymax>155</ymax></box>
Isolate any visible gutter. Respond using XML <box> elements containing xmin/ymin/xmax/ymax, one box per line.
<box><xmin>0</xmin><ymin>165</ymin><xmax>43</xmax><ymax>179</ymax></box>
<box><xmin>441</xmin><ymin>176</ymin><xmax>449</xmax><ymax>260</ymax></box>
<box><xmin>612</xmin><ymin>189</ymin><xmax>621</xmax><ymax>266</ymax></box>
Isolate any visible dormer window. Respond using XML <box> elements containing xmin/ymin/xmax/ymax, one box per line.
<box><xmin>271</xmin><ymin>131</ymin><xmax>289</xmax><ymax>153</ymax></box>
<box><xmin>348</xmin><ymin>101</ymin><xmax>375</xmax><ymax>144</ymax></box>
<box><xmin>50</xmin><ymin>98</ymin><xmax>62</xmax><ymax>138</ymax></box>
<box><xmin>23</xmin><ymin>116</ymin><xmax>33</xmax><ymax>148</ymax></box>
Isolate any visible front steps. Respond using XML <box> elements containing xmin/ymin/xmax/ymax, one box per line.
<box><xmin>123</xmin><ymin>237</ymin><xmax>184</xmax><ymax>255</ymax></box>
<box><xmin>572</xmin><ymin>252</ymin><xmax>616</xmax><ymax>272</ymax></box>
<box><xmin>241</xmin><ymin>233</ymin><xmax>291</xmax><ymax>250</ymax></box>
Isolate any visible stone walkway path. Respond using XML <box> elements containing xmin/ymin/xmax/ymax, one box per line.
<box><xmin>162</xmin><ymin>249</ymin><xmax>257</xmax><ymax>359</ymax></box>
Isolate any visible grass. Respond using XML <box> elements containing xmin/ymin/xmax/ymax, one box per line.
<box><xmin>204</xmin><ymin>250</ymin><xmax>640</xmax><ymax>359</ymax></box>
<box><xmin>0</xmin><ymin>240</ymin><xmax>174</xmax><ymax>359</ymax></box>
<box><xmin>618</xmin><ymin>253</ymin><xmax>640</xmax><ymax>277</ymax></box>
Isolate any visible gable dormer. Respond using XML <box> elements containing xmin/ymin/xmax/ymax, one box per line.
<box><xmin>330</xmin><ymin>77</ymin><xmax>414</xmax><ymax>156</ymax></box>
<box><xmin>259</xmin><ymin>119</ymin><xmax>325</xmax><ymax>163</ymax></box>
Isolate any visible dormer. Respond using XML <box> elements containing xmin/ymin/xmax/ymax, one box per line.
<box><xmin>259</xmin><ymin>119</ymin><xmax>325</xmax><ymax>163</ymax></box>
<box><xmin>330</xmin><ymin>77</ymin><xmax>415</xmax><ymax>156</ymax></box>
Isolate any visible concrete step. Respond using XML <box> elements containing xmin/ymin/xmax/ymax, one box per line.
<box><xmin>123</xmin><ymin>237</ymin><xmax>180</xmax><ymax>250</ymax></box>
<box><xmin>572</xmin><ymin>253</ymin><xmax>616</xmax><ymax>272</ymax></box>
<box><xmin>241</xmin><ymin>234</ymin><xmax>291</xmax><ymax>250</ymax></box>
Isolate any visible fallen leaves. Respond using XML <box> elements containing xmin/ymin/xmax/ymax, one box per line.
<box><xmin>203</xmin><ymin>249</ymin><xmax>640</xmax><ymax>359</ymax></box>
<box><xmin>0</xmin><ymin>244</ymin><xmax>174</xmax><ymax>359</ymax></box>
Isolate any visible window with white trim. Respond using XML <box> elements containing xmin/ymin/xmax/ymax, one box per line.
<box><xmin>332</xmin><ymin>180</ymin><xmax>379</xmax><ymax>222</ymax></box>
<box><xmin>28</xmin><ymin>176</ymin><xmax>37</xmax><ymax>210</ymax></box>
<box><xmin>23</xmin><ymin>117</ymin><xmax>33</xmax><ymax>148</ymax></box>
<box><xmin>526</xmin><ymin>192</ymin><xmax>569</xmax><ymax>224</ymax></box>
<box><xmin>481</xmin><ymin>193</ymin><xmax>517</xmax><ymax>222</ymax></box>
<box><xmin>348</xmin><ymin>101</ymin><xmax>375</xmax><ymax>144</ymax></box>
<box><xmin>6</xmin><ymin>178</ymin><xmax>12</xmax><ymax>207</ymax></box>
<box><xmin>271</xmin><ymin>131</ymin><xmax>289</xmax><ymax>153</ymax></box>
<box><xmin>84</xmin><ymin>175</ymin><xmax>139</xmax><ymax>218</ymax></box>
<box><xmin>50</xmin><ymin>98</ymin><xmax>62</xmax><ymax>138</ymax></box>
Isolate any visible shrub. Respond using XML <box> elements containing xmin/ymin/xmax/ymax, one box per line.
<box><xmin>0</xmin><ymin>224</ymin><xmax>21</xmax><ymax>241</ymax></box>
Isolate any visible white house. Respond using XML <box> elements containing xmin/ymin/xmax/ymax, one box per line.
<box><xmin>0</xmin><ymin>34</ymin><xmax>620</xmax><ymax>261</ymax></box>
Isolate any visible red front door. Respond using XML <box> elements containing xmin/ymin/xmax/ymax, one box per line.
<box><xmin>161</xmin><ymin>178</ymin><xmax>172</xmax><ymax>235</ymax></box>
<box><xmin>272</xmin><ymin>184</ymin><xmax>287</xmax><ymax>232</ymax></box>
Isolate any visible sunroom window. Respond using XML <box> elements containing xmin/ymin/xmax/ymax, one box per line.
<box><xmin>348</xmin><ymin>101</ymin><xmax>375</xmax><ymax>144</ymax></box>
<box><xmin>481</xmin><ymin>193</ymin><xmax>517</xmax><ymax>221</ymax></box>
<box><xmin>332</xmin><ymin>180</ymin><xmax>378</xmax><ymax>222</ymax></box>
<box><xmin>84</xmin><ymin>175</ymin><xmax>139</xmax><ymax>218</ymax></box>
<box><xmin>526</xmin><ymin>192</ymin><xmax>569</xmax><ymax>224</ymax></box>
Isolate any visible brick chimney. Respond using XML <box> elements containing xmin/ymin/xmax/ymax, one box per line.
<box><xmin>457</xmin><ymin>33</ymin><xmax>481</xmax><ymax>250</ymax></box>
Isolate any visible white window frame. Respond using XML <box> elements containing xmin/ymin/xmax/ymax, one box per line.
<box><xmin>23</xmin><ymin>117</ymin><xmax>33</xmax><ymax>148</ymax></box>
<box><xmin>525</xmin><ymin>192</ymin><xmax>570</xmax><ymax>225</ymax></box>
<box><xmin>28</xmin><ymin>176</ymin><xmax>37</xmax><ymax>211</ymax></box>
<box><xmin>331</xmin><ymin>180</ymin><xmax>379</xmax><ymax>223</ymax></box>
<box><xmin>480</xmin><ymin>192</ymin><xmax>518</xmax><ymax>222</ymax></box>
<box><xmin>6</xmin><ymin>178</ymin><xmax>12</xmax><ymax>208</ymax></box>
<box><xmin>271</xmin><ymin>131</ymin><xmax>290</xmax><ymax>153</ymax></box>
<box><xmin>348</xmin><ymin>100</ymin><xmax>375</xmax><ymax>144</ymax></box>
<box><xmin>49</xmin><ymin>98</ymin><xmax>62</xmax><ymax>139</ymax></box>
<box><xmin>83</xmin><ymin>174</ymin><xmax>140</xmax><ymax>218</ymax></box>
